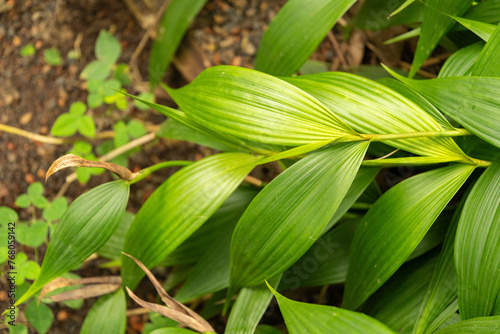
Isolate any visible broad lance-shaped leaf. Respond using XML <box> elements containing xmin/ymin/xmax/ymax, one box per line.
<box><xmin>471</xmin><ymin>23</ymin><xmax>500</xmax><ymax>77</ymax></box>
<box><xmin>409</xmin><ymin>0</ymin><xmax>472</xmax><ymax>77</ymax></box>
<box><xmin>283</xmin><ymin>72</ymin><xmax>468</xmax><ymax>161</ymax></box>
<box><xmin>362</xmin><ymin>251</ymin><xmax>439</xmax><ymax>334</ymax></box>
<box><xmin>451</xmin><ymin>16</ymin><xmax>496</xmax><ymax>42</ymax></box>
<box><xmin>16</xmin><ymin>180</ymin><xmax>129</xmax><ymax>305</ymax></box>
<box><xmin>225</xmin><ymin>276</ymin><xmax>281</xmax><ymax>334</ymax></box>
<box><xmin>121</xmin><ymin>153</ymin><xmax>261</xmax><ymax>289</ymax></box>
<box><xmin>167</xmin><ymin>66</ymin><xmax>359</xmax><ymax>146</ymax></box>
<box><xmin>343</xmin><ymin>164</ymin><xmax>475</xmax><ymax>310</ymax></box>
<box><xmin>254</xmin><ymin>0</ymin><xmax>356</xmax><ymax>76</ymax></box>
<box><xmin>438</xmin><ymin>42</ymin><xmax>484</xmax><ymax>78</ymax></box>
<box><xmin>267</xmin><ymin>283</ymin><xmax>396</xmax><ymax>334</ymax></box>
<box><xmin>81</xmin><ymin>289</ymin><xmax>126</xmax><ymax>334</ymax></box>
<box><xmin>434</xmin><ymin>316</ymin><xmax>500</xmax><ymax>334</ymax></box>
<box><xmin>149</xmin><ymin>0</ymin><xmax>207</xmax><ymax>87</ymax></box>
<box><xmin>413</xmin><ymin>193</ymin><xmax>467</xmax><ymax>334</ymax></box>
<box><xmin>386</xmin><ymin>65</ymin><xmax>500</xmax><ymax>150</ymax></box>
<box><xmin>229</xmin><ymin>141</ymin><xmax>369</xmax><ymax>292</ymax></box>
<box><xmin>455</xmin><ymin>159</ymin><xmax>500</xmax><ymax>320</ymax></box>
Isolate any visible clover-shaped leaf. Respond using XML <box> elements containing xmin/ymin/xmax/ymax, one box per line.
<box><xmin>16</xmin><ymin>252</ymin><xmax>41</xmax><ymax>285</ymax></box>
<box><xmin>51</xmin><ymin>102</ymin><xmax>96</xmax><ymax>138</ymax></box>
<box><xmin>43</xmin><ymin>197</ymin><xmax>68</xmax><ymax>222</ymax></box>
<box><xmin>17</xmin><ymin>220</ymin><xmax>48</xmax><ymax>248</ymax></box>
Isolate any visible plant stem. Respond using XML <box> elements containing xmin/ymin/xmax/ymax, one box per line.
<box><xmin>129</xmin><ymin>160</ymin><xmax>193</xmax><ymax>184</ymax></box>
<box><xmin>336</xmin><ymin>128</ymin><xmax>471</xmax><ymax>143</ymax></box>
<box><xmin>0</xmin><ymin>123</ymin><xmax>67</xmax><ymax>144</ymax></box>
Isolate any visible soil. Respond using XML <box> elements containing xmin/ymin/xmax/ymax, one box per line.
<box><xmin>0</xmin><ymin>0</ymin><xmax>445</xmax><ymax>333</ymax></box>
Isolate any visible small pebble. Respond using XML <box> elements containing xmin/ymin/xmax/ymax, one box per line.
<box><xmin>25</xmin><ymin>173</ymin><xmax>35</xmax><ymax>184</ymax></box>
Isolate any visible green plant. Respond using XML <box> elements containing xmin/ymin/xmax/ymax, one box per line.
<box><xmin>6</xmin><ymin>0</ymin><xmax>500</xmax><ymax>333</ymax></box>
<box><xmin>43</xmin><ymin>48</ymin><xmax>62</xmax><ymax>66</ymax></box>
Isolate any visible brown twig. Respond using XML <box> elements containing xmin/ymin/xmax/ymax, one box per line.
<box><xmin>0</xmin><ymin>123</ymin><xmax>67</xmax><ymax>144</ymax></box>
<box><xmin>327</xmin><ymin>30</ymin><xmax>348</xmax><ymax>68</ymax></box>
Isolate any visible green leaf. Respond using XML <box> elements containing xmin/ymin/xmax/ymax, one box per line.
<box><xmin>451</xmin><ymin>16</ymin><xmax>496</xmax><ymax>42</ymax></box>
<box><xmin>17</xmin><ymin>180</ymin><xmax>130</xmax><ymax>305</ymax></box>
<box><xmin>267</xmin><ymin>283</ymin><xmax>396</xmax><ymax>334</ymax></box>
<box><xmin>78</xmin><ymin>115</ymin><xmax>96</xmax><ymax>138</ymax></box>
<box><xmin>434</xmin><ymin>316</ymin><xmax>500</xmax><ymax>334</ymax></box>
<box><xmin>410</xmin><ymin>0</ymin><xmax>472</xmax><ymax>77</ymax></box>
<box><xmin>283</xmin><ymin>72</ymin><xmax>467</xmax><ymax>160</ymax></box>
<box><xmin>121</xmin><ymin>153</ymin><xmax>261</xmax><ymax>289</ymax></box>
<box><xmin>27</xmin><ymin>182</ymin><xmax>43</xmax><ymax>198</ymax></box>
<box><xmin>230</xmin><ymin>142</ymin><xmax>369</xmax><ymax>291</ymax></box>
<box><xmin>80</xmin><ymin>60</ymin><xmax>112</xmax><ymax>81</ymax></box>
<box><xmin>81</xmin><ymin>289</ymin><xmax>126</xmax><ymax>334</ymax></box>
<box><xmin>15</xmin><ymin>194</ymin><xmax>31</xmax><ymax>208</ymax></box>
<box><xmin>50</xmin><ymin>113</ymin><xmax>80</xmax><ymax>137</ymax></box>
<box><xmin>386</xmin><ymin>67</ymin><xmax>500</xmax><ymax>150</ymax></box>
<box><xmin>456</xmin><ymin>160</ymin><xmax>500</xmax><ymax>319</ymax></box>
<box><xmin>69</xmin><ymin>101</ymin><xmax>87</xmax><ymax>116</ymax></box>
<box><xmin>97</xmin><ymin>211</ymin><xmax>134</xmax><ymax>260</ymax></box>
<box><xmin>101</xmin><ymin>78</ymin><xmax>121</xmax><ymax>97</ymax></box>
<box><xmin>114</xmin><ymin>63</ymin><xmax>131</xmax><ymax>86</ymax></box>
<box><xmin>8</xmin><ymin>324</ymin><xmax>27</xmax><ymax>334</ymax></box>
<box><xmin>471</xmin><ymin>23</ymin><xmax>500</xmax><ymax>77</ymax></box>
<box><xmin>20</xmin><ymin>44</ymin><xmax>35</xmax><ymax>57</ymax></box>
<box><xmin>344</xmin><ymin>163</ymin><xmax>475</xmax><ymax>310</ymax></box>
<box><xmin>167</xmin><ymin>66</ymin><xmax>358</xmax><ymax>146</ymax></box>
<box><xmin>377</xmin><ymin>78</ymin><xmax>453</xmax><ymax>130</ymax></box>
<box><xmin>280</xmin><ymin>219</ymin><xmax>359</xmax><ymax>290</ymax></box>
<box><xmin>42</xmin><ymin>197</ymin><xmax>68</xmax><ymax>222</ymax></box>
<box><xmin>95</xmin><ymin>30</ymin><xmax>121</xmax><ymax>65</ymax></box>
<box><xmin>158</xmin><ymin>118</ymin><xmax>236</xmax><ymax>152</ymax></box>
<box><xmin>87</xmin><ymin>93</ymin><xmax>104</xmax><ymax>108</ymax></box>
<box><xmin>113</xmin><ymin>121</ymin><xmax>129</xmax><ymax>148</ymax></box>
<box><xmin>44</xmin><ymin>48</ymin><xmax>62</xmax><ymax>66</ymax></box>
<box><xmin>438</xmin><ymin>42</ymin><xmax>484</xmax><ymax>78</ymax></box>
<box><xmin>16</xmin><ymin>221</ymin><xmax>48</xmax><ymax>248</ymax></box>
<box><xmin>25</xmin><ymin>300</ymin><xmax>53</xmax><ymax>334</ymax></box>
<box><xmin>0</xmin><ymin>206</ymin><xmax>18</xmax><ymax>222</ymax></box>
<box><xmin>225</xmin><ymin>276</ymin><xmax>281</xmax><ymax>334</ymax></box>
<box><xmin>412</xmin><ymin>198</ymin><xmax>465</xmax><ymax>334</ymax></box>
<box><xmin>149</xmin><ymin>0</ymin><xmax>207</xmax><ymax>87</ymax></box>
<box><xmin>362</xmin><ymin>252</ymin><xmax>439</xmax><ymax>334</ymax></box>
<box><xmin>254</xmin><ymin>325</ymin><xmax>283</xmax><ymax>334</ymax></box>
<box><xmin>127</xmin><ymin>120</ymin><xmax>147</xmax><ymax>138</ymax></box>
<box><xmin>351</xmin><ymin>0</ymin><xmax>423</xmax><ymax>31</ymax></box>
<box><xmin>254</xmin><ymin>0</ymin><xmax>356</xmax><ymax>76</ymax></box>
<box><xmin>163</xmin><ymin>187</ymin><xmax>258</xmax><ymax>266</ymax></box>
<box><xmin>134</xmin><ymin>92</ymin><xmax>155</xmax><ymax>110</ymax></box>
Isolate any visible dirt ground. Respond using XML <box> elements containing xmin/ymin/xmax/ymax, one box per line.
<box><xmin>0</xmin><ymin>0</ymin><xmax>443</xmax><ymax>332</ymax></box>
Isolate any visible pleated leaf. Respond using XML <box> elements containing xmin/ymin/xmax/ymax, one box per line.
<box><xmin>163</xmin><ymin>187</ymin><xmax>258</xmax><ymax>266</ymax></box>
<box><xmin>434</xmin><ymin>316</ymin><xmax>500</xmax><ymax>334</ymax></box>
<box><xmin>167</xmin><ymin>66</ymin><xmax>358</xmax><ymax>146</ymax></box>
<box><xmin>362</xmin><ymin>252</ymin><xmax>439</xmax><ymax>334</ymax></box>
<box><xmin>471</xmin><ymin>23</ymin><xmax>500</xmax><ymax>77</ymax></box>
<box><xmin>413</xmin><ymin>198</ymin><xmax>466</xmax><ymax>334</ymax></box>
<box><xmin>254</xmin><ymin>0</ymin><xmax>356</xmax><ymax>76</ymax></box>
<box><xmin>386</xmin><ymin>66</ymin><xmax>500</xmax><ymax>150</ymax></box>
<box><xmin>452</xmin><ymin>16</ymin><xmax>496</xmax><ymax>42</ymax></box>
<box><xmin>225</xmin><ymin>276</ymin><xmax>281</xmax><ymax>334</ymax></box>
<box><xmin>121</xmin><ymin>153</ymin><xmax>261</xmax><ymax>289</ymax></box>
<box><xmin>352</xmin><ymin>0</ymin><xmax>423</xmax><ymax>31</ymax></box>
<box><xmin>280</xmin><ymin>219</ymin><xmax>359</xmax><ymax>290</ymax></box>
<box><xmin>438</xmin><ymin>42</ymin><xmax>484</xmax><ymax>78</ymax></box>
<box><xmin>267</xmin><ymin>283</ymin><xmax>396</xmax><ymax>334</ymax></box>
<box><xmin>455</xmin><ymin>160</ymin><xmax>500</xmax><ymax>320</ymax></box>
<box><xmin>149</xmin><ymin>0</ymin><xmax>207</xmax><ymax>87</ymax></box>
<box><xmin>17</xmin><ymin>180</ymin><xmax>130</xmax><ymax>305</ymax></box>
<box><xmin>283</xmin><ymin>72</ymin><xmax>467</xmax><ymax>160</ymax></box>
<box><xmin>151</xmin><ymin>329</ymin><xmax>198</xmax><ymax>334</ymax></box>
<box><xmin>344</xmin><ymin>164</ymin><xmax>475</xmax><ymax>310</ymax></box>
<box><xmin>81</xmin><ymin>289</ymin><xmax>126</xmax><ymax>334</ymax></box>
<box><xmin>410</xmin><ymin>0</ymin><xmax>472</xmax><ymax>77</ymax></box>
<box><xmin>229</xmin><ymin>142</ymin><xmax>369</xmax><ymax>292</ymax></box>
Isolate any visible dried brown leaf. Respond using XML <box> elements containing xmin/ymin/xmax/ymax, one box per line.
<box><xmin>46</xmin><ymin>154</ymin><xmax>136</xmax><ymax>181</ymax></box>
<box><xmin>49</xmin><ymin>284</ymin><xmax>121</xmax><ymax>302</ymax></box>
<box><xmin>40</xmin><ymin>276</ymin><xmax>121</xmax><ymax>300</ymax></box>
<box><xmin>122</xmin><ymin>252</ymin><xmax>215</xmax><ymax>333</ymax></box>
